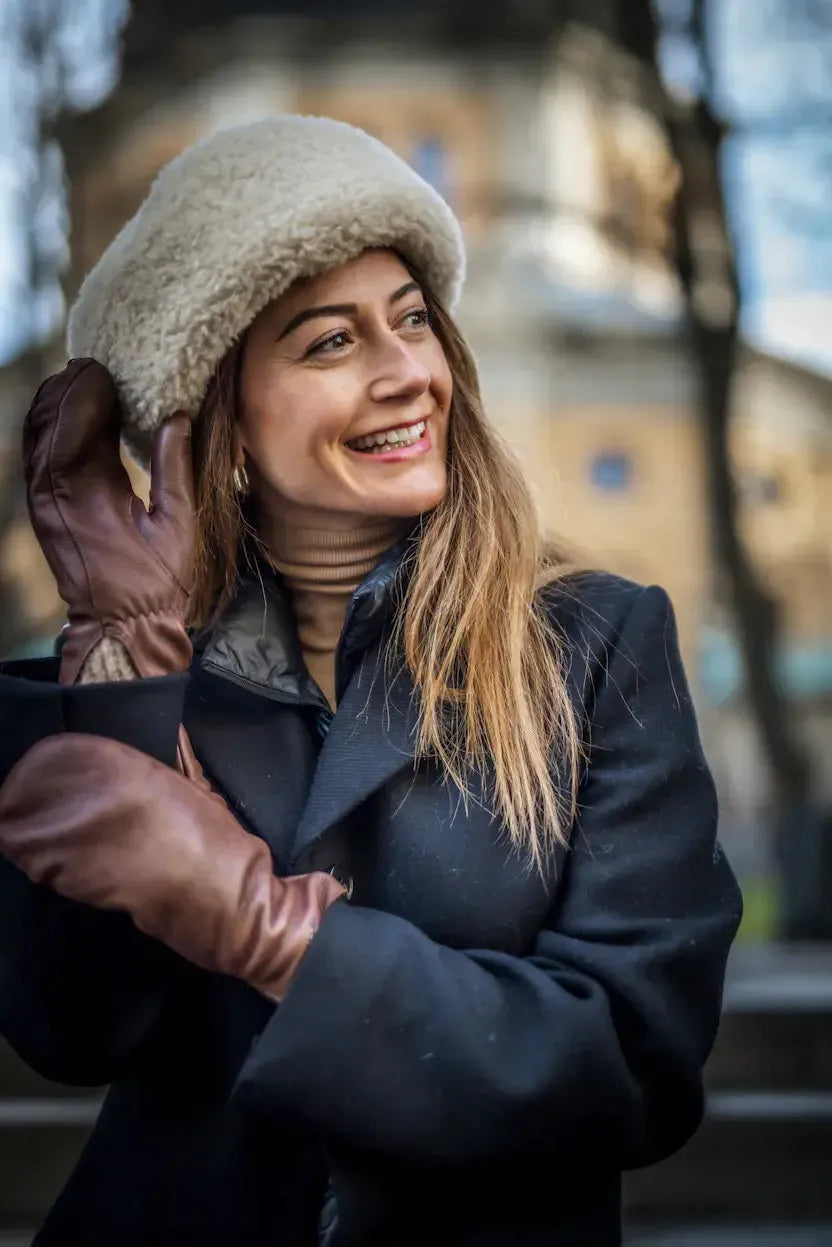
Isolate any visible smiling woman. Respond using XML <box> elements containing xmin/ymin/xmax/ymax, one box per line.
<box><xmin>235</xmin><ymin>251</ymin><xmax>452</xmax><ymax>527</ymax></box>
<box><xmin>0</xmin><ymin>114</ymin><xmax>742</xmax><ymax>1247</ymax></box>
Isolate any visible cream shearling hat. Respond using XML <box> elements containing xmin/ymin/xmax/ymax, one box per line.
<box><xmin>66</xmin><ymin>114</ymin><xmax>466</xmax><ymax>465</ymax></box>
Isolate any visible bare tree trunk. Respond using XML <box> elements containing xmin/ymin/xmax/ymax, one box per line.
<box><xmin>666</xmin><ymin>44</ymin><xmax>810</xmax><ymax>811</ymax></box>
<box><xmin>612</xmin><ymin>0</ymin><xmax>831</xmax><ymax>937</ymax></box>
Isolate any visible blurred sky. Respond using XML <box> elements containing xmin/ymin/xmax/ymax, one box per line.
<box><xmin>0</xmin><ymin>0</ymin><xmax>128</xmax><ymax>361</ymax></box>
<box><xmin>710</xmin><ymin>0</ymin><xmax>832</xmax><ymax>378</ymax></box>
<box><xmin>0</xmin><ymin>0</ymin><xmax>830</xmax><ymax>377</ymax></box>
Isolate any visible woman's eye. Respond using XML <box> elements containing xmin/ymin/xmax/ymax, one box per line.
<box><xmin>307</xmin><ymin>330</ymin><xmax>351</xmax><ymax>357</ymax></box>
<box><xmin>400</xmin><ymin>307</ymin><xmax>430</xmax><ymax>330</ymax></box>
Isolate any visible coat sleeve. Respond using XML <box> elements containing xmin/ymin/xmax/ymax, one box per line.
<box><xmin>0</xmin><ymin>659</ymin><xmax>189</xmax><ymax>1085</ymax></box>
<box><xmin>232</xmin><ymin>585</ymin><xmax>743</xmax><ymax>1170</ymax></box>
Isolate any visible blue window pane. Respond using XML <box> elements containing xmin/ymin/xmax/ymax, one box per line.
<box><xmin>590</xmin><ymin>452</ymin><xmax>633</xmax><ymax>493</ymax></box>
<box><xmin>412</xmin><ymin>138</ymin><xmax>448</xmax><ymax>200</ymax></box>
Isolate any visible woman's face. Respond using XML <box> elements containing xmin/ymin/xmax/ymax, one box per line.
<box><xmin>237</xmin><ymin>249</ymin><xmax>453</xmax><ymax>527</ymax></box>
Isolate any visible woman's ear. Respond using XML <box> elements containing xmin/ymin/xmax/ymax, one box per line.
<box><xmin>231</xmin><ymin>432</ymin><xmax>250</xmax><ymax>496</ymax></box>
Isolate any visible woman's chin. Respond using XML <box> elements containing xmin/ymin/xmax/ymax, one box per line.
<box><xmin>367</xmin><ymin>482</ymin><xmax>446</xmax><ymax>518</ymax></box>
<box><xmin>339</xmin><ymin>462</ymin><xmax>446</xmax><ymax>518</ymax></box>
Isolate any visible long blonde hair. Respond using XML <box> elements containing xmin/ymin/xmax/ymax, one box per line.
<box><xmin>189</xmin><ymin>268</ymin><xmax>583</xmax><ymax>873</ymax></box>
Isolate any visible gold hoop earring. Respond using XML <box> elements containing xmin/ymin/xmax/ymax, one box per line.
<box><xmin>232</xmin><ymin>463</ymin><xmax>249</xmax><ymax>495</ymax></box>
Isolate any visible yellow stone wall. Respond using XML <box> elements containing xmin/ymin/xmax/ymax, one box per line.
<box><xmin>490</xmin><ymin>403</ymin><xmax>710</xmax><ymax>665</ymax></box>
<box><xmin>732</xmin><ymin>423</ymin><xmax>832</xmax><ymax>644</ymax></box>
<box><xmin>293</xmin><ymin>84</ymin><xmax>496</xmax><ymax>236</ymax></box>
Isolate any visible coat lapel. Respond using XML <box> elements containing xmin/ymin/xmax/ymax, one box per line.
<box><xmin>289</xmin><ymin>634</ymin><xmax>420</xmax><ymax>870</ymax></box>
<box><xmin>184</xmin><ymin>669</ymin><xmax>319</xmax><ymax>870</ymax></box>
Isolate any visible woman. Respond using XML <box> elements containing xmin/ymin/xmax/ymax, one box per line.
<box><xmin>0</xmin><ymin>115</ymin><xmax>741</xmax><ymax>1247</ymax></box>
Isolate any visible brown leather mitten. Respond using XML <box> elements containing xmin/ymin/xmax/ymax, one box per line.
<box><xmin>0</xmin><ymin>735</ymin><xmax>346</xmax><ymax>1002</ymax></box>
<box><xmin>23</xmin><ymin>358</ymin><xmax>195</xmax><ymax>685</ymax></box>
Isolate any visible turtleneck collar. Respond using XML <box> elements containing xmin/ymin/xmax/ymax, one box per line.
<box><xmin>261</xmin><ymin>513</ymin><xmax>415</xmax><ymax>711</ymax></box>
<box><xmin>265</xmin><ymin>515</ymin><xmax>414</xmax><ymax>596</ymax></box>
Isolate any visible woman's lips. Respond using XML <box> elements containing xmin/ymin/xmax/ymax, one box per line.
<box><xmin>345</xmin><ymin>422</ymin><xmax>432</xmax><ymax>462</ymax></box>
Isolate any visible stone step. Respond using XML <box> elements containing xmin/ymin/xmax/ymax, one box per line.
<box><xmin>0</xmin><ymin>1099</ymin><xmax>102</xmax><ymax>1126</ymax></box>
<box><xmin>705</xmin><ymin>944</ymin><xmax>832</xmax><ymax>1093</ymax></box>
<box><xmin>0</xmin><ymin>1039</ymin><xmax>99</xmax><ymax>1102</ymax></box>
<box><xmin>706</xmin><ymin>1006</ymin><xmax>832</xmax><ymax>1091</ymax></box>
<box><xmin>0</xmin><ymin>1099</ymin><xmax>100</xmax><ymax>1230</ymax></box>
<box><xmin>625</xmin><ymin>1226</ymin><xmax>832</xmax><ymax>1246</ymax></box>
<box><xmin>623</xmin><ymin>1091</ymin><xmax>832</xmax><ymax>1223</ymax></box>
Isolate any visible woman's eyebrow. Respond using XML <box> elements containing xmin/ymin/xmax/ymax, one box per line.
<box><xmin>389</xmin><ymin>280</ymin><xmax>421</xmax><ymax>303</ymax></box>
<box><xmin>277</xmin><ymin>304</ymin><xmax>356</xmax><ymax>341</ymax></box>
<box><xmin>276</xmin><ymin>281</ymin><xmax>422</xmax><ymax>341</ymax></box>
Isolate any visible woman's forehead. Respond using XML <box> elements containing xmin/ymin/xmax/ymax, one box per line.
<box><xmin>287</xmin><ymin>249</ymin><xmax>412</xmax><ymax>306</ymax></box>
<box><xmin>252</xmin><ymin>249</ymin><xmax>417</xmax><ymax>338</ymax></box>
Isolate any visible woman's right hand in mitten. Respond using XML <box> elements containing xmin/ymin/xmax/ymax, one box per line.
<box><xmin>0</xmin><ymin>734</ymin><xmax>347</xmax><ymax>1002</ymax></box>
<box><xmin>23</xmin><ymin>358</ymin><xmax>196</xmax><ymax>686</ymax></box>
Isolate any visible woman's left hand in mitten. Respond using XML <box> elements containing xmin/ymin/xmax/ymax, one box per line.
<box><xmin>0</xmin><ymin>734</ymin><xmax>346</xmax><ymax>1002</ymax></box>
<box><xmin>22</xmin><ymin>358</ymin><xmax>196</xmax><ymax>686</ymax></box>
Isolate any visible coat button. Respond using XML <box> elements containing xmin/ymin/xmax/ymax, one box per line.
<box><xmin>328</xmin><ymin>865</ymin><xmax>354</xmax><ymax>900</ymax></box>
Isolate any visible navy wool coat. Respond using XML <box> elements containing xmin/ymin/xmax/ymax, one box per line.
<box><xmin>0</xmin><ymin>535</ymin><xmax>742</xmax><ymax>1247</ymax></box>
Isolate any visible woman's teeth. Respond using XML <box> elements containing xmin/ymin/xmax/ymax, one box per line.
<box><xmin>347</xmin><ymin>420</ymin><xmax>426</xmax><ymax>453</ymax></box>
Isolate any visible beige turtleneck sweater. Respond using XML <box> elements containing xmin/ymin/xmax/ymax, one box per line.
<box><xmin>265</xmin><ymin>515</ymin><xmax>412</xmax><ymax>711</ymax></box>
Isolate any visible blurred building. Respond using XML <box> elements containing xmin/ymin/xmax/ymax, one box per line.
<box><xmin>703</xmin><ymin>353</ymin><xmax>832</xmax><ymax>881</ymax></box>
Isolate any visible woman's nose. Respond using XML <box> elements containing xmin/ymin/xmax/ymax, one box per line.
<box><xmin>367</xmin><ymin>335</ymin><xmax>431</xmax><ymax>403</ymax></box>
